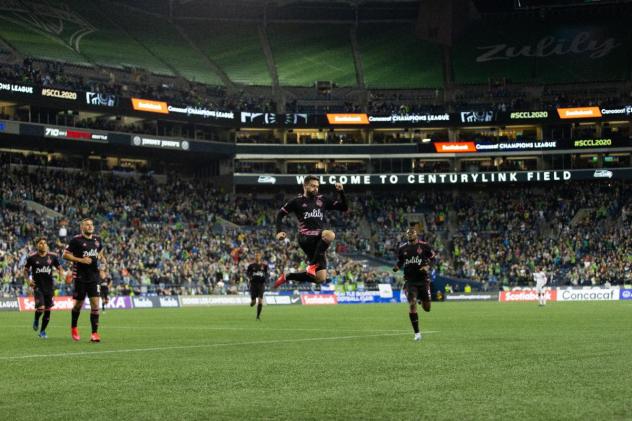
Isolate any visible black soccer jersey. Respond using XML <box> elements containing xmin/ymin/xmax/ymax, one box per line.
<box><xmin>396</xmin><ymin>240</ymin><xmax>435</xmax><ymax>281</ymax></box>
<box><xmin>24</xmin><ymin>253</ymin><xmax>60</xmax><ymax>294</ymax></box>
<box><xmin>276</xmin><ymin>192</ymin><xmax>348</xmax><ymax>236</ymax></box>
<box><xmin>247</xmin><ymin>263</ymin><xmax>268</xmax><ymax>284</ymax></box>
<box><xmin>65</xmin><ymin>234</ymin><xmax>103</xmax><ymax>283</ymax></box>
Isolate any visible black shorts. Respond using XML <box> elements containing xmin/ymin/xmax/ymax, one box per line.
<box><xmin>404</xmin><ymin>281</ymin><xmax>431</xmax><ymax>303</ymax></box>
<box><xmin>250</xmin><ymin>282</ymin><xmax>265</xmax><ymax>300</ymax></box>
<box><xmin>34</xmin><ymin>289</ymin><xmax>54</xmax><ymax>309</ymax></box>
<box><xmin>73</xmin><ymin>282</ymin><xmax>99</xmax><ymax>301</ymax></box>
<box><xmin>100</xmin><ymin>286</ymin><xmax>109</xmax><ymax>298</ymax></box>
<box><xmin>298</xmin><ymin>234</ymin><xmax>326</xmax><ymax>271</ymax></box>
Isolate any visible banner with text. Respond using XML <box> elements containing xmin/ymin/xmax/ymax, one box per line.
<box><xmin>234</xmin><ymin>168</ymin><xmax>632</xmax><ymax>187</ymax></box>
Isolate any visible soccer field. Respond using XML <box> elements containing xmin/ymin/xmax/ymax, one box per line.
<box><xmin>1</xmin><ymin>302</ymin><xmax>630</xmax><ymax>420</ymax></box>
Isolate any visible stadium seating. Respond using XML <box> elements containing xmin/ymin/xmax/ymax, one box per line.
<box><xmin>267</xmin><ymin>24</ymin><xmax>357</xmax><ymax>87</ymax></box>
<box><xmin>0</xmin><ymin>10</ymin><xmax>89</xmax><ymax>65</ymax></box>
<box><xmin>356</xmin><ymin>23</ymin><xmax>443</xmax><ymax>89</ymax></box>
<box><xmin>180</xmin><ymin>22</ymin><xmax>271</xmax><ymax>86</ymax></box>
<box><xmin>1</xmin><ymin>158</ymin><xmax>630</xmax><ymax>298</ymax></box>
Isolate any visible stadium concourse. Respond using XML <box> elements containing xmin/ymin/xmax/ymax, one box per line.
<box><xmin>1</xmin><ymin>158</ymin><xmax>630</xmax><ymax>298</ymax></box>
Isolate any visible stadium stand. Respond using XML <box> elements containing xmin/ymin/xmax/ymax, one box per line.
<box><xmin>357</xmin><ymin>23</ymin><xmax>443</xmax><ymax>89</ymax></box>
<box><xmin>1</xmin><ymin>158</ymin><xmax>630</xmax><ymax>298</ymax></box>
<box><xmin>180</xmin><ymin>22</ymin><xmax>271</xmax><ymax>86</ymax></box>
<box><xmin>267</xmin><ymin>24</ymin><xmax>357</xmax><ymax>87</ymax></box>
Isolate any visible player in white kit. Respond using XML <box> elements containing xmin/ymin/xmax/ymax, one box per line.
<box><xmin>533</xmin><ymin>267</ymin><xmax>548</xmax><ymax>306</ymax></box>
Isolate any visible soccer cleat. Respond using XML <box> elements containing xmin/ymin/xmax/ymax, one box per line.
<box><xmin>90</xmin><ymin>332</ymin><xmax>101</xmax><ymax>343</ymax></box>
<box><xmin>273</xmin><ymin>273</ymin><xmax>287</xmax><ymax>288</ymax></box>
<box><xmin>414</xmin><ymin>333</ymin><xmax>422</xmax><ymax>341</ymax></box>
<box><xmin>32</xmin><ymin>320</ymin><xmax>39</xmax><ymax>331</ymax></box>
<box><xmin>306</xmin><ymin>264</ymin><xmax>318</xmax><ymax>278</ymax></box>
<box><xmin>71</xmin><ymin>327</ymin><xmax>80</xmax><ymax>341</ymax></box>
<box><xmin>39</xmin><ymin>331</ymin><xmax>48</xmax><ymax>339</ymax></box>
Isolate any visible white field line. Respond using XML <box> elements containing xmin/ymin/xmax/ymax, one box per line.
<box><xmin>0</xmin><ymin>331</ymin><xmax>439</xmax><ymax>361</ymax></box>
<box><xmin>2</xmin><ymin>325</ymin><xmax>430</xmax><ymax>334</ymax></box>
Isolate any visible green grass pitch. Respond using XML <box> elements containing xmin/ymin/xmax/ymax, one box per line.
<box><xmin>1</xmin><ymin>302</ymin><xmax>630</xmax><ymax>420</ymax></box>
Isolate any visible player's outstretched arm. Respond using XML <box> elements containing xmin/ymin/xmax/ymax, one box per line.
<box><xmin>275</xmin><ymin>207</ymin><xmax>286</xmax><ymax>239</ymax></box>
<box><xmin>327</xmin><ymin>183</ymin><xmax>348</xmax><ymax>211</ymax></box>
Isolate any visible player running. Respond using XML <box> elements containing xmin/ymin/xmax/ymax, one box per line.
<box><xmin>24</xmin><ymin>238</ymin><xmax>65</xmax><ymax>339</ymax></box>
<box><xmin>533</xmin><ymin>267</ymin><xmax>548</xmax><ymax>306</ymax></box>
<box><xmin>273</xmin><ymin>175</ymin><xmax>348</xmax><ymax>287</ymax></box>
<box><xmin>246</xmin><ymin>252</ymin><xmax>268</xmax><ymax>320</ymax></box>
<box><xmin>63</xmin><ymin>218</ymin><xmax>107</xmax><ymax>342</ymax></box>
<box><xmin>393</xmin><ymin>227</ymin><xmax>436</xmax><ymax>341</ymax></box>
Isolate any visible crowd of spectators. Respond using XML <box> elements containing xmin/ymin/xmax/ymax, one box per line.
<box><xmin>2</xmin><ymin>160</ymin><xmax>630</xmax><ymax>298</ymax></box>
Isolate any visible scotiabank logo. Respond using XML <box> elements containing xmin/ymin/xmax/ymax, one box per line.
<box><xmin>131</xmin><ymin>98</ymin><xmax>169</xmax><ymax>114</ymax></box>
<box><xmin>434</xmin><ymin>142</ymin><xmax>476</xmax><ymax>153</ymax></box>
<box><xmin>557</xmin><ymin>107</ymin><xmax>602</xmax><ymax>119</ymax></box>
<box><xmin>326</xmin><ymin>113</ymin><xmax>369</xmax><ymax>125</ymax></box>
<box><xmin>499</xmin><ymin>289</ymin><xmax>556</xmax><ymax>302</ymax></box>
<box><xmin>18</xmin><ymin>296</ymin><xmax>74</xmax><ymax>311</ymax></box>
<box><xmin>301</xmin><ymin>294</ymin><xmax>338</xmax><ymax>305</ymax></box>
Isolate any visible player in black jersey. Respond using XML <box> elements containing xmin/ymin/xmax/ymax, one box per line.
<box><xmin>246</xmin><ymin>252</ymin><xmax>268</xmax><ymax>320</ymax></box>
<box><xmin>63</xmin><ymin>218</ymin><xmax>107</xmax><ymax>343</ymax></box>
<box><xmin>99</xmin><ymin>274</ymin><xmax>112</xmax><ymax>312</ymax></box>
<box><xmin>273</xmin><ymin>175</ymin><xmax>348</xmax><ymax>288</ymax></box>
<box><xmin>393</xmin><ymin>227</ymin><xmax>436</xmax><ymax>341</ymax></box>
<box><xmin>23</xmin><ymin>238</ymin><xmax>65</xmax><ymax>339</ymax></box>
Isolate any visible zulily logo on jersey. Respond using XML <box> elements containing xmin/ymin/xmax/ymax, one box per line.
<box><xmin>303</xmin><ymin>209</ymin><xmax>324</xmax><ymax>220</ymax></box>
<box><xmin>404</xmin><ymin>256</ymin><xmax>425</xmax><ymax>266</ymax></box>
<box><xmin>82</xmin><ymin>249</ymin><xmax>99</xmax><ymax>258</ymax></box>
<box><xmin>35</xmin><ymin>267</ymin><xmax>52</xmax><ymax>275</ymax></box>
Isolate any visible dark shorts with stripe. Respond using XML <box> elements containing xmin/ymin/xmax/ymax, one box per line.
<box><xmin>404</xmin><ymin>280</ymin><xmax>431</xmax><ymax>303</ymax></box>
<box><xmin>298</xmin><ymin>234</ymin><xmax>326</xmax><ymax>271</ymax></box>
<box><xmin>250</xmin><ymin>282</ymin><xmax>265</xmax><ymax>300</ymax></box>
<box><xmin>34</xmin><ymin>288</ymin><xmax>54</xmax><ymax>309</ymax></box>
<box><xmin>100</xmin><ymin>286</ymin><xmax>109</xmax><ymax>299</ymax></box>
<box><xmin>73</xmin><ymin>281</ymin><xmax>99</xmax><ymax>300</ymax></box>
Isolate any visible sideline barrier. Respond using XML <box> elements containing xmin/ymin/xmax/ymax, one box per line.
<box><xmin>445</xmin><ymin>293</ymin><xmax>498</xmax><ymax>301</ymax></box>
<box><xmin>12</xmin><ymin>287</ymin><xmax>628</xmax><ymax>312</ymax></box>
<box><xmin>17</xmin><ymin>296</ymin><xmax>134</xmax><ymax>311</ymax></box>
<box><xmin>499</xmin><ymin>287</ymin><xmax>624</xmax><ymax>302</ymax></box>
<box><xmin>499</xmin><ymin>289</ymin><xmax>557</xmax><ymax>302</ymax></box>
<box><xmin>556</xmin><ymin>288</ymin><xmax>619</xmax><ymax>302</ymax></box>
<box><xmin>0</xmin><ymin>297</ymin><xmax>19</xmax><ymax>311</ymax></box>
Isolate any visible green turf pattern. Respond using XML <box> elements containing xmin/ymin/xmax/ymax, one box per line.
<box><xmin>1</xmin><ymin>302</ymin><xmax>630</xmax><ymax>420</ymax></box>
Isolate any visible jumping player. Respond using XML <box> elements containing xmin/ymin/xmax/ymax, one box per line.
<box><xmin>393</xmin><ymin>227</ymin><xmax>435</xmax><ymax>341</ymax></box>
<box><xmin>273</xmin><ymin>175</ymin><xmax>348</xmax><ymax>287</ymax></box>
<box><xmin>246</xmin><ymin>252</ymin><xmax>268</xmax><ymax>320</ymax></box>
<box><xmin>24</xmin><ymin>238</ymin><xmax>65</xmax><ymax>339</ymax></box>
<box><xmin>63</xmin><ymin>218</ymin><xmax>106</xmax><ymax>342</ymax></box>
<box><xmin>533</xmin><ymin>267</ymin><xmax>548</xmax><ymax>306</ymax></box>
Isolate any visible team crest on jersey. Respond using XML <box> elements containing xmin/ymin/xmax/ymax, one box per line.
<box><xmin>47</xmin><ymin>258</ymin><xmax>52</xmax><ymax>265</ymax></box>
<box><xmin>95</xmin><ymin>240</ymin><xmax>100</xmax><ymax>247</ymax></box>
<box><xmin>316</xmin><ymin>199</ymin><xmax>323</xmax><ymax>207</ymax></box>
<box><xmin>417</xmin><ymin>247</ymin><xmax>422</xmax><ymax>254</ymax></box>
<box><xmin>83</xmin><ymin>243</ymin><xmax>87</xmax><ymax>247</ymax></box>
<box><xmin>302</xmin><ymin>203</ymin><xmax>308</xmax><ymax>208</ymax></box>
